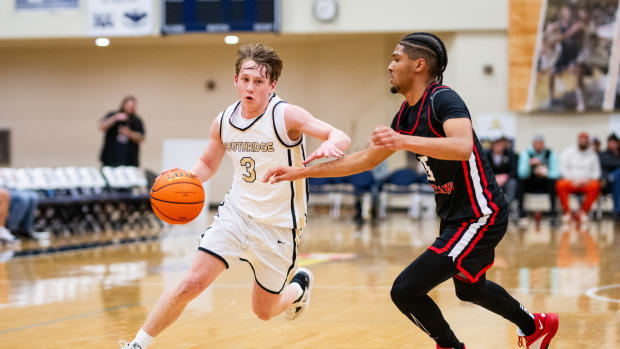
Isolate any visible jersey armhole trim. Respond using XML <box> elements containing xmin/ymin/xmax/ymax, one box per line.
<box><xmin>218</xmin><ymin>111</ymin><xmax>225</xmax><ymax>140</ymax></box>
<box><xmin>272</xmin><ymin>101</ymin><xmax>303</xmax><ymax>148</ymax></box>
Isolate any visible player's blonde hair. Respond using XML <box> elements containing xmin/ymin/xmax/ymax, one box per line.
<box><xmin>235</xmin><ymin>43</ymin><xmax>283</xmax><ymax>83</ymax></box>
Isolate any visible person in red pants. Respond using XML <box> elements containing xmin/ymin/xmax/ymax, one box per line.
<box><xmin>557</xmin><ymin>132</ymin><xmax>601</xmax><ymax>222</ymax></box>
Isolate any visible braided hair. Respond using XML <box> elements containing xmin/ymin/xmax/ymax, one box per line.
<box><xmin>399</xmin><ymin>32</ymin><xmax>448</xmax><ymax>84</ymax></box>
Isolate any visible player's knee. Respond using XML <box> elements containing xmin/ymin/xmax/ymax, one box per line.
<box><xmin>390</xmin><ymin>276</ymin><xmax>415</xmax><ymax>305</ymax></box>
<box><xmin>252</xmin><ymin>306</ymin><xmax>274</xmax><ymax>321</ymax></box>
<box><xmin>0</xmin><ymin>189</ymin><xmax>8</xmax><ymax>201</ymax></box>
<box><xmin>454</xmin><ymin>284</ymin><xmax>481</xmax><ymax>303</ymax></box>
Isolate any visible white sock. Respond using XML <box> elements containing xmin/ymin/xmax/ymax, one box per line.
<box><xmin>516</xmin><ymin>304</ymin><xmax>535</xmax><ymax>336</ymax></box>
<box><xmin>133</xmin><ymin>328</ymin><xmax>154</xmax><ymax>349</ymax></box>
<box><xmin>291</xmin><ymin>282</ymin><xmax>304</xmax><ymax>301</ymax></box>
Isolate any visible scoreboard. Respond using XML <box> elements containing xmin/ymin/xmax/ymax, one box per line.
<box><xmin>162</xmin><ymin>0</ymin><xmax>279</xmax><ymax>34</ymax></box>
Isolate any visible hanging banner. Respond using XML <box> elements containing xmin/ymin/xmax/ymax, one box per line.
<box><xmin>88</xmin><ymin>0</ymin><xmax>154</xmax><ymax>37</ymax></box>
<box><xmin>526</xmin><ymin>0</ymin><xmax>620</xmax><ymax>113</ymax></box>
<box><xmin>16</xmin><ymin>0</ymin><xmax>78</xmax><ymax>11</ymax></box>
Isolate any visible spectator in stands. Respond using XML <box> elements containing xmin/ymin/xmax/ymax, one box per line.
<box><xmin>517</xmin><ymin>134</ymin><xmax>560</xmax><ymax>226</ymax></box>
<box><xmin>598</xmin><ymin>133</ymin><xmax>620</xmax><ymax>218</ymax></box>
<box><xmin>0</xmin><ymin>188</ymin><xmax>16</xmax><ymax>243</ymax></box>
<box><xmin>484</xmin><ymin>134</ymin><xmax>518</xmax><ymax>208</ymax></box>
<box><xmin>6</xmin><ymin>189</ymin><xmax>43</xmax><ymax>239</ymax></box>
<box><xmin>99</xmin><ymin>95</ymin><xmax>145</xmax><ymax>167</ymax></box>
<box><xmin>557</xmin><ymin>132</ymin><xmax>601</xmax><ymax>222</ymax></box>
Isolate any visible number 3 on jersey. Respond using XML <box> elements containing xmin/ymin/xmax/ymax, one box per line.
<box><xmin>240</xmin><ymin>157</ymin><xmax>256</xmax><ymax>183</ymax></box>
<box><xmin>418</xmin><ymin>156</ymin><xmax>436</xmax><ymax>182</ymax></box>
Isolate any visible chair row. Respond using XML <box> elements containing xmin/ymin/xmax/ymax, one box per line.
<box><xmin>0</xmin><ymin>166</ymin><xmax>159</xmax><ymax>236</ymax></box>
<box><xmin>0</xmin><ymin>166</ymin><xmax>148</xmax><ymax>191</ymax></box>
<box><xmin>308</xmin><ymin>168</ymin><xmax>435</xmax><ymax>219</ymax></box>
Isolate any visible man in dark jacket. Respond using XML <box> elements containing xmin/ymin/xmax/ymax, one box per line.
<box><xmin>485</xmin><ymin>135</ymin><xmax>518</xmax><ymax>207</ymax></box>
<box><xmin>599</xmin><ymin>133</ymin><xmax>620</xmax><ymax>218</ymax></box>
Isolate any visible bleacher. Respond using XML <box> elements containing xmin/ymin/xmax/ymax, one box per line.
<box><xmin>0</xmin><ymin>166</ymin><xmax>160</xmax><ymax>236</ymax></box>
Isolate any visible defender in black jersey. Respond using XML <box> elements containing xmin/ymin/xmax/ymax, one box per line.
<box><xmin>264</xmin><ymin>33</ymin><xmax>558</xmax><ymax>349</ymax></box>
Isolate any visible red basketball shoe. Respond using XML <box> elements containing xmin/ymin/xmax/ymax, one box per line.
<box><xmin>518</xmin><ymin>313</ymin><xmax>559</xmax><ymax>349</ymax></box>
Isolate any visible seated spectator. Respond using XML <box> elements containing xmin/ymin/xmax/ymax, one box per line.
<box><xmin>0</xmin><ymin>188</ymin><xmax>16</xmax><ymax>243</ymax></box>
<box><xmin>598</xmin><ymin>133</ymin><xmax>620</xmax><ymax>218</ymax></box>
<box><xmin>517</xmin><ymin>134</ymin><xmax>560</xmax><ymax>225</ymax></box>
<box><xmin>6</xmin><ymin>189</ymin><xmax>44</xmax><ymax>239</ymax></box>
<box><xmin>557</xmin><ymin>132</ymin><xmax>601</xmax><ymax>222</ymax></box>
<box><xmin>485</xmin><ymin>134</ymin><xmax>518</xmax><ymax>208</ymax></box>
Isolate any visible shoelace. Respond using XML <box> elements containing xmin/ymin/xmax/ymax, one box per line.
<box><xmin>118</xmin><ymin>340</ymin><xmax>131</xmax><ymax>348</ymax></box>
<box><xmin>518</xmin><ymin>336</ymin><xmax>525</xmax><ymax>348</ymax></box>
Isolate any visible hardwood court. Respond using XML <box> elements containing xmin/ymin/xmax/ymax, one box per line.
<box><xmin>0</xmin><ymin>212</ymin><xmax>619</xmax><ymax>348</ymax></box>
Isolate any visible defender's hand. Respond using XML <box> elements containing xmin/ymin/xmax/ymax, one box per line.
<box><xmin>263</xmin><ymin>166</ymin><xmax>303</xmax><ymax>183</ymax></box>
<box><xmin>371</xmin><ymin>126</ymin><xmax>405</xmax><ymax>150</ymax></box>
<box><xmin>303</xmin><ymin>141</ymin><xmax>344</xmax><ymax>165</ymax></box>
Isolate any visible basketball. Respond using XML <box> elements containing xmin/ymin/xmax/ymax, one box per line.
<box><xmin>150</xmin><ymin>169</ymin><xmax>205</xmax><ymax>224</ymax></box>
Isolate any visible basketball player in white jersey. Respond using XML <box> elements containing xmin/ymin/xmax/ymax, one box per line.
<box><xmin>120</xmin><ymin>43</ymin><xmax>350</xmax><ymax>349</ymax></box>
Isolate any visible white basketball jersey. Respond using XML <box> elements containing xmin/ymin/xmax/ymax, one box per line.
<box><xmin>219</xmin><ymin>94</ymin><xmax>307</xmax><ymax>229</ymax></box>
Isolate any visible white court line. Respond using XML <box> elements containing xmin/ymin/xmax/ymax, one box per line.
<box><xmin>585</xmin><ymin>284</ymin><xmax>620</xmax><ymax>304</ymax></box>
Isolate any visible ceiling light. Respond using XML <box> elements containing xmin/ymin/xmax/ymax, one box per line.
<box><xmin>95</xmin><ymin>38</ymin><xmax>110</xmax><ymax>47</ymax></box>
<box><xmin>224</xmin><ymin>35</ymin><xmax>239</xmax><ymax>45</ymax></box>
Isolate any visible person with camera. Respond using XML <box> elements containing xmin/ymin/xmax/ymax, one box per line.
<box><xmin>99</xmin><ymin>95</ymin><xmax>145</xmax><ymax>167</ymax></box>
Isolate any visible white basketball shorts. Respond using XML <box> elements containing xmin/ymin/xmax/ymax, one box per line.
<box><xmin>198</xmin><ymin>196</ymin><xmax>301</xmax><ymax>294</ymax></box>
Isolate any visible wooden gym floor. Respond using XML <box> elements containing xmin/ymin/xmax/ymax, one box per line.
<box><xmin>0</xmin><ymin>211</ymin><xmax>619</xmax><ymax>348</ymax></box>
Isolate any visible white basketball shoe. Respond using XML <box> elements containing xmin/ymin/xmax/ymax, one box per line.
<box><xmin>285</xmin><ymin>267</ymin><xmax>314</xmax><ymax>320</ymax></box>
<box><xmin>119</xmin><ymin>340</ymin><xmax>143</xmax><ymax>349</ymax></box>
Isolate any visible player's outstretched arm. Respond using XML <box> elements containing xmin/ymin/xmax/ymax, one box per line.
<box><xmin>372</xmin><ymin>118</ymin><xmax>473</xmax><ymax>161</ymax></box>
<box><xmin>263</xmin><ymin>145</ymin><xmax>393</xmax><ymax>184</ymax></box>
<box><xmin>284</xmin><ymin>104</ymin><xmax>351</xmax><ymax>164</ymax></box>
<box><xmin>189</xmin><ymin>117</ymin><xmax>226</xmax><ymax>183</ymax></box>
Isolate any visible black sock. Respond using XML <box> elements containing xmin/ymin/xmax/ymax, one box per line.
<box><xmin>454</xmin><ymin>277</ymin><xmax>536</xmax><ymax>336</ymax></box>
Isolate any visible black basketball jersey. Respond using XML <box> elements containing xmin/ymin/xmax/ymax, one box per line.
<box><xmin>390</xmin><ymin>82</ymin><xmax>507</xmax><ymax>222</ymax></box>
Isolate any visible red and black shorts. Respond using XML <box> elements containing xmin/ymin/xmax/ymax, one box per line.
<box><xmin>428</xmin><ymin>208</ymin><xmax>508</xmax><ymax>283</ymax></box>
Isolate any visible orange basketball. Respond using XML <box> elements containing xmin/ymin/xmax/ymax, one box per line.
<box><xmin>150</xmin><ymin>169</ymin><xmax>205</xmax><ymax>224</ymax></box>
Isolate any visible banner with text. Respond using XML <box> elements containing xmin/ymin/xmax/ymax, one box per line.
<box><xmin>88</xmin><ymin>0</ymin><xmax>154</xmax><ymax>37</ymax></box>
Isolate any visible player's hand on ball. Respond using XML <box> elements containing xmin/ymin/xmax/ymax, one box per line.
<box><xmin>158</xmin><ymin>168</ymin><xmax>198</xmax><ymax>181</ymax></box>
<box><xmin>263</xmin><ymin>166</ymin><xmax>301</xmax><ymax>183</ymax></box>
<box><xmin>303</xmin><ymin>141</ymin><xmax>344</xmax><ymax>165</ymax></box>
<box><xmin>371</xmin><ymin>125</ymin><xmax>404</xmax><ymax>150</ymax></box>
